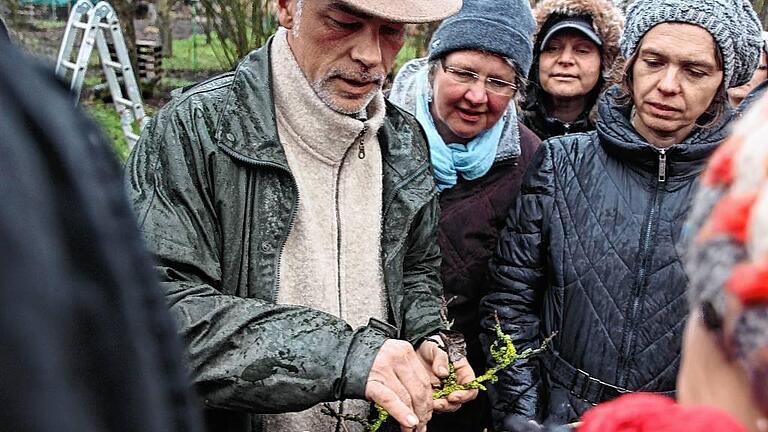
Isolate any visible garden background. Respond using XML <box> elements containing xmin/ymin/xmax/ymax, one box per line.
<box><xmin>1</xmin><ymin>0</ymin><xmax>767</xmax><ymax>159</ymax></box>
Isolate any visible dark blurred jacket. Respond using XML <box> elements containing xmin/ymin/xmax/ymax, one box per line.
<box><xmin>0</xmin><ymin>38</ymin><xmax>201</xmax><ymax>432</ymax></box>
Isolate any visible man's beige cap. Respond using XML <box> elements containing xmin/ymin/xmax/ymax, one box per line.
<box><xmin>339</xmin><ymin>0</ymin><xmax>462</xmax><ymax>23</ymax></box>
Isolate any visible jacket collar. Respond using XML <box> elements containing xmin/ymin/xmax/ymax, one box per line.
<box><xmin>213</xmin><ymin>38</ymin><xmax>287</xmax><ymax>169</ymax></box>
<box><xmin>212</xmin><ymin>36</ymin><xmax>431</xmax><ymax>181</ymax></box>
<box><xmin>596</xmin><ymin>86</ymin><xmax>732</xmax><ymax>179</ymax></box>
<box><xmin>521</xmin><ymin>80</ymin><xmax>595</xmax><ymax>135</ymax></box>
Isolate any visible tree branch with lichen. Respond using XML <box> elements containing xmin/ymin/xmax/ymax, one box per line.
<box><xmin>323</xmin><ymin>314</ymin><xmax>556</xmax><ymax>432</ymax></box>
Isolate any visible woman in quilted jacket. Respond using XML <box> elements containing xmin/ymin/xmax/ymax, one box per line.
<box><xmin>481</xmin><ymin>0</ymin><xmax>764</xmax><ymax>428</ymax></box>
<box><xmin>519</xmin><ymin>0</ymin><xmax>623</xmax><ymax>140</ymax></box>
<box><xmin>388</xmin><ymin>0</ymin><xmax>541</xmax><ymax>430</ymax></box>
<box><xmin>577</xmin><ymin>89</ymin><xmax>768</xmax><ymax>432</ymax></box>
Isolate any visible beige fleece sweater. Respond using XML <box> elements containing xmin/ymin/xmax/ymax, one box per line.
<box><xmin>262</xmin><ymin>28</ymin><xmax>387</xmax><ymax>432</ymax></box>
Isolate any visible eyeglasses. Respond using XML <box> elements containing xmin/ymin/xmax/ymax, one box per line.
<box><xmin>440</xmin><ymin>59</ymin><xmax>518</xmax><ymax>96</ymax></box>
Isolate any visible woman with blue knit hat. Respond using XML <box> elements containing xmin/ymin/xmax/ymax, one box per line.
<box><xmin>482</xmin><ymin>0</ymin><xmax>764</xmax><ymax>428</ymax></box>
<box><xmin>388</xmin><ymin>0</ymin><xmax>540</xmax><ymax>431</ymax></box>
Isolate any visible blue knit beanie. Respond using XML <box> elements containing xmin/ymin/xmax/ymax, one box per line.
<box><xmin>620</xmin><ymin>0</ymin><xmax>763</xmax><ymax>88</ymax></box>
<box><xmin>427</xmin><ymin>0</ymin><xmax>536</xmax><ymax>76</ymax></box>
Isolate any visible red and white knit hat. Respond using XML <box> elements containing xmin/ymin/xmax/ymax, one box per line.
<box><xmin>685</xmin><ymin>93</ymin><xmax>768</xmax><ymax>414</ymax></box>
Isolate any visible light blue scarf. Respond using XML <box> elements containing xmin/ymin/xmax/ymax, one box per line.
<box><xmin>413</xmin><ymin>73</ymin><xmax>505</xmax><ymax>192</ymax></box>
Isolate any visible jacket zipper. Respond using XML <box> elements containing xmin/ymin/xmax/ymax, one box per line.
<box><xmin>617</xmin><ymin>149</ymin><xmax>667</xmax><ymax>388</ymax></box>
<box><xmin>657</xmin><ymin>149</ymin><xmax>667</xmax><ymax>183</ymax></box>
<box><xmin>215</xmin><ymin>144</ymin><xmax>299</xmax><ymax>302</ymax></box>
<box><xmin>357</xmin><ymin>125</ymin><xmax>368</xmax><ymax>159</ymax></box>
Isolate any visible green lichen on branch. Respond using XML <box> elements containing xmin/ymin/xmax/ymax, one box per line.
<box><xmin>323</xmin><ymin>321</ymin><xmax>555</xmax><ymax>432</ymax></box>
<box><xmin>433</xmin><ymin>324</ymin><xmax>555</xmax><ymax>399</ymax></box>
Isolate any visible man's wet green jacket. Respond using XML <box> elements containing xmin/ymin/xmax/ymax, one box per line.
<box><xmin>125</xmin><ymin>39</ymin><xmax>444</xmax><ymax>431</ymax></box>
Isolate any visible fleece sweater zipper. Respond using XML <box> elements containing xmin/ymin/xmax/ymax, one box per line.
<box><xmin>357</xmin><ymin>125</ymin><xmax>368</xmax><ymax>159</ymax></box>
<box><xmin>331</xmin><ymin>125</ymin><xmax>368</xmax><ymax>425</ymax></box>
<box><xmin>616</xmin><ymin>148</ymin><xmax>667</xmax><ymax>388</ymax></box>
<box><xmin>335</xmin><ymin>127</ymin><xmax>366</xmax><ymax>326</ymax></box>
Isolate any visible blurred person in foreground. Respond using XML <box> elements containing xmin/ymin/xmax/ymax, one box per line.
<box><xmin>576</xmin><ymin>88</ymin><xmax>768</xmax><ymax>432</ymax></box>
<box><xmin>388</xmin><ymin>0</ymin><xmax>540</xmax><ymax>430</ymax></box>
<box><xmin>124</xmin><ymin>0</ymin><xmax>478</xmax><ymax>431</ymax></box>
<box><xmin>481</xmin><ymin>0</ymin><xmax>763</xmax><ymax>427</ymax></box>
<box><xmin>519</xmin><ymin>0</ymin><xmax>623</xmax><ymax>140</ymax></box>
<box><xmin>0</xmin><ymin>37</ymin><xmax>201</xmax><ymax>431</ymax></box>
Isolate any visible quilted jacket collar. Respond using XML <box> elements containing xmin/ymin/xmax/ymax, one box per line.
<box><xmin>596</xmin><ymin>85</ymin><xmax>732</xmax><ymax>179</ymax></box>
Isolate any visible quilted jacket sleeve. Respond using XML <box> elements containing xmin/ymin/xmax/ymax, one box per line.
<box><xmin>125</xmin><ymin>100</ymin><xmax>389</xmax><ymax>414</ymax></box>
<box><xmin>480</xmin><ymin>143</ymin><xmax>555</xmax><ymax>426</ymax></box>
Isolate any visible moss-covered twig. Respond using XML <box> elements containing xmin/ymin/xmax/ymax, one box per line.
<box><xmin>323</xmin><ymin>319</ymin><xmax>555</xmax><ymax>432</ymax></box>
<box><xmin>433</xmin><ymin>323</ymin><xmax>556</xmax><ymax>398</ymax></box>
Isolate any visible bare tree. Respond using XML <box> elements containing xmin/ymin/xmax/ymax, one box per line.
<box><xmin>197</xmin><ymin>0</ymin><xmax>277</xmax><ymax>68</ymax></box>
<box><xmin>157</xmin><ymin>0</ymin><xmax>173</xmax><ymax>56</ymax></box>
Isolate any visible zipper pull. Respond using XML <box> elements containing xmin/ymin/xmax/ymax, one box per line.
<box><xmin>658</xmin><ymin>149</ymin><xmax>667</xmax><ymax>183</ymax></box>
<box><xmin>357</xmin><ymin>126</ymin><xmax>368</xmax><ymax>159</ymax></box>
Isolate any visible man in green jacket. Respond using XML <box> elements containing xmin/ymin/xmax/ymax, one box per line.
<box><xmin>125</xmin><ymin>1</ymin><xmax>477</xmax><ymax>431</ymax></box>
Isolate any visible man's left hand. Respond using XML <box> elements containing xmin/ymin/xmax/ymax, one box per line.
<box><xmin>416</xmin><ymin>336</ymin><xmax>478</xmax><ymax>412</ymax></box>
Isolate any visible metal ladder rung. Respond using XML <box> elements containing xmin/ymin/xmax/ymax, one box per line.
<box><xmin>114</xmin><ymin>97</ymin><xmax>135</xmax><ymax>107</ymax></box>
<box><xmin>60</xmin><ymin>60</ymin><xmax>79</xmax><ymax>70</ymax></box>
<box><xmin>102</xmin><ymin>59</ymin><xmax>127</xmax><ymax>70</ymax></box>
<box><xmin>97</xmin><ymin>22</ymin><xmax>116</xmax><ymax>30</ymax></box>
<box><xmin>72</xmin><ymin>21</ymin><xmax>89</xmax><ymax>29</ymax></box>
<box><xmin>125</xmin><ymin>131</ymin><xmax>140</xmax><ymax>141</ymax></box>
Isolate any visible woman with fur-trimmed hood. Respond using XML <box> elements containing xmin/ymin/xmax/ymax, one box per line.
<box><xmin>520</xmin><ymin>0</ymin><xmax>623</xmax><ymax>140</ymax></box>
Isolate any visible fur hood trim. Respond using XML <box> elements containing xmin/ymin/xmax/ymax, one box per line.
<box><xmin>522</xmin><ymin>0</ymin><xmax>624</xmax><ymax>125</ymax></box>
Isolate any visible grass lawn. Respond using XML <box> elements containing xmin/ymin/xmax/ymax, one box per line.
<box><xmin>84</xmin><ymin>100</ymin><xmax>132</xmax><ymax>161</ymax></box>
<box><xmin>83</xmin><ymin>100</ymin><xmax>155</xmax><ymax>162</ymax></box>
<box><xmin>32</xmin><ymin>19</ymin><xmax>67</xmax><ymax>30</ymax></box>
<box><xmin>164</xmin><ymin>33</ymin><xmax>227</xmax><ymax>72</ymax></box>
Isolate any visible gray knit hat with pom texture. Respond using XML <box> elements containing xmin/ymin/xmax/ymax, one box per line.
<box><xmin>620</xmin><ymin>0</ymin><xmax>763</xmax><ymax>88</ymax></box>
<box><xmin>428</xmin><ymin>0</ymin><xmax>536</xmax><ymax>76</ymax></box>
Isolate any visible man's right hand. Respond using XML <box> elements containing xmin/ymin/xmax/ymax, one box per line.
<box><xmin>364</xmin><ymin>339</ymin><xmax>434</xmax><ymax>432</ymax></box>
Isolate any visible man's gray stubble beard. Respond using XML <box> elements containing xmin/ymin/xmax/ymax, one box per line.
<box><xmin>312</xmin><ymin>79</ymin><xmax>381</xmax><ymax>115</ymax></box>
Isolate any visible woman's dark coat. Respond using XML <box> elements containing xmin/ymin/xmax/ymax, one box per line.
<box><xmin>480</xmin><ymin>87</ymin><xmax>732</xmax><ymax>427</ymax></box>
<box><xmin>429</xmin><ymin>122</ymin><xmax>541</xmax><ymax>431</ymax></box>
